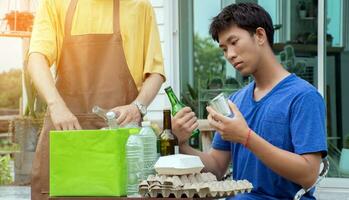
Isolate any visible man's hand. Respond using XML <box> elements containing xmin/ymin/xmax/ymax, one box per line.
<box><xmin>48</xmin><ymin>101</ymin><xmax>81</xmax><ymax>130</ymax></box>
<box><xmin>172</xmin><ymin>107</ymin><xmax>199</xmax><ymax>145</ymax></box>
<box><xmin>110</xmin><ymin>104</ymin><xmax>141</xmax><ymax>126</ymax></box>
<box><xmin>206</xmin><ymin>100</ymin><xmax>249</xmax><ymax>144</ymax></box>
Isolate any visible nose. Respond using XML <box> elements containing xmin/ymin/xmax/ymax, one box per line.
<box><xmin>226</xmin><ymin>47</ymin><xmax>237</xmax><ymax>61</ymax></box>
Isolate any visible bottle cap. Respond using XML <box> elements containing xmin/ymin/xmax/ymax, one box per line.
<box><xmin>141</xmin><ymin>121</ymin><xmax>151</xmax><ymax>127</ymax></box>
<box><xmin>106</xmin><ymin>111</ymin><xmax>116</xmax><ymax>120</ymax></box>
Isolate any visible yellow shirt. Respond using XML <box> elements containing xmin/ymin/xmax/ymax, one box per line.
<box><xmin>29</xmin><ymin>0</ymin><xmax>165</xmax><ymax>90</ymax></box>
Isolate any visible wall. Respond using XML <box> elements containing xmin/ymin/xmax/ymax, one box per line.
<box><xmin>341</xmin><ymin>51</ymin><xmax>349</xmax><ymax>141</ymax></box>
<box><xmin>146</xmin><ymin>0</ymin><xmax>178</xmax><ymax>120</ymax></box>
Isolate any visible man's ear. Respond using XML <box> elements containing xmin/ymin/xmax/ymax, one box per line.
<box><xmin>255</xmin><ymin>27</ymin><xmax>267</xmax><ymax>46</ymax></box>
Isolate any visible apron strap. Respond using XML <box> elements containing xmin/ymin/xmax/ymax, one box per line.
<box><xmin>65</xmin><ymin>0</ymin><xmax>120</xmax><ymax>38</ymax></box>
<box><xmin>113</xmin><ymin>0</ymin><xmax>120</xmax><ymax>35</ymax></box>
<box><xmin>65</xmin><ymin>0</ymin><xmax>78</xmax><ymax>38</ymax></box>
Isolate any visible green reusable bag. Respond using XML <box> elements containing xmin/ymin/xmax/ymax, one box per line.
<box><xmin>49</xmin><ymin>128</ymin><xmax>139</xmax><ymax>197</ymax></box>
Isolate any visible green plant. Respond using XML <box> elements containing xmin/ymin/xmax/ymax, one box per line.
<box><xmin>0</xmin><ymin>69</ymin><xmax>22</xmax><ymax>109</ymax></box>
<box><xmin>0</xmin><ymin>139</ymin><xmax>20</xmax><ymax>152</ymax></box>
<box><xmin>23</xmin><ymin>64</ymin><xmax>46</xmax><ymax>118</ymax></box>
<box><xmin>181</xmin><ymin>84</ymin><xmax>198</xmax><ymax>114</ymax></box>
<box><xmin>193</xmin><ymin>33</ymin><xmax>226</xmax><ymax>90</ymax></box>
<box><xmin>298</xmin><ymin>1</ymin><xmax>306</xmax><ymax>10</ymax></box>
<box><xmin>0</xmin><ymin>155</ymin><xmax>12</xmax><ymax>185</ymax></box>
<box><xmin>344</xmin><ymin>136</ymin><xmax>349</xmax><ymax>149</ymax></box>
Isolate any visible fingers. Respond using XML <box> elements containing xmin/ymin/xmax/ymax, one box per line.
<box><xmin>53</xmin><ymin>119</ymin><xmax>80</xmax><ymax>131</ymax></box>
<box><xmin>228</xmin><ymin>100</ymin><xmax>240</xmax><ymax>117</ymax></box>
<box><xmin>116</xmin><ymin>111</ymin><xmax>127</xmax><ymax>125</ymax></box>
<box><xmin>174</xmin><ymin>107</ymin><xmax>193</xmax><ymax>118</ymax></box>
<box><xmin>53</xmin><ymin>123</ymin><xmax>61</xmax><ymax>131</ymax></box>
<box><xmin>206</xmin><ymin>106</ymin><xmax>230</xmax><ymax>123</ymax></box>
<box><xmin>177</xmin><ymin>111</ymin><xmax>196</xmax><ymax>123</ymax></box>
<box><xmin>190</xmin><ymin>121</ymin><xmax>199</xmax><ymax>131</ymax></box>
<box><xmin>73</xmin><ymin>120</ymin><xmax>82</xmax><ymax>130</ymax></box>
<box><xmin>207</xmin><ymin>113</ymin><xmax>221</xmax><ymax>130</ymax></box>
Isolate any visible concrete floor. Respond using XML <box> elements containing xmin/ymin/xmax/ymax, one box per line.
<box><xmin>0</xmin><ymin>186</ymin><xmax>30</xmax><ymax>200</ymax></box>
<box><xmin>1</xmin><ymin>186</ymin><xmax>349</xmax><ymax>200</ymax></box>
<box><xmin>1</xmin><ymin>160</ymin><xmax>349</xmax><ymax>200</ymax></box>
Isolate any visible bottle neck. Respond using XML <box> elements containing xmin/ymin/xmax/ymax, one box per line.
<box><xmin>163</xmin><ymin>110</ymin><xmax>172</xmax><ymax>130</ymax></box>
<box><xmin>165</xmin><ymin>88</ymin><xmax>180</xmax><ymax>107</ymax></box>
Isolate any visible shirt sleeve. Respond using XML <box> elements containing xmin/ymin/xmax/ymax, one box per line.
<box><xmin>212</xmin><ymin>131</ymin><xmax>231</xmax><ymax>151</ymax></box>
<box><xmin>142</xmin><ymin>1</ymin><xmax>166</xmax><ymax>81</ymax></box>
<box><xmin>290</xmin><ymin>91</ymin><xmax>328</xmax><ymax>157</ymax></box>
<box><xmin>28</xmin><ymin>0</ymin><xmax>58</xmax><ymax>66</ymax></box>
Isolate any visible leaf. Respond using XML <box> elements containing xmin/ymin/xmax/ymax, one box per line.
<box><xmin>187</xmin><ymin>84</ymin><xmax>198</xmax><ymax>100</ymax></box>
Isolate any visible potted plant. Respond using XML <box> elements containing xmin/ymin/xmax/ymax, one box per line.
<box><xmin>5</xmin><ymin>11</ymin><xmax>34</xmax><ymax>32</ymax></box>
<box><xmin>298</xmin><ymin>1</ymin><xmax>307</xmax><ymax>19</ymax></box>
<box><xmin>11</xmin><ymin>66</ymin><xmax>46</xmax><ymax>184</ymax></box>
<box><xmin>0</xmin><ymin>155</ymin><xmax>12</xmax><ymax>185</ymax></box>
<box><xmin>339</xmin><ymin>136</ymin><xmax>349</xmax><ymax>176</ymax></box>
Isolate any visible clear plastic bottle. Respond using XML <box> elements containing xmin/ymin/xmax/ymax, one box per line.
<box><xmin>139</xmin><ymin>121</ymin><xmax>157</xmax><ymax>179</ymax></box>
<box><xmin>106</xmin><ymin>111</ymin><xmax>119</xmax><ymax>129</ymax></box>
<box><xmin>92</xmin><ymin>105</ymin><xmax>108</xmax><ymax>120</ymax></box>
<box><xmin>126</xmin><ymin>134</ymin><xmax>144</xmax><ymax>197</ymax></box>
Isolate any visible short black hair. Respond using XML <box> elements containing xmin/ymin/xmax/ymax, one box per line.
<box><xmin>209</xmin><ymin>3</ymin><xmax>274</xmax><ymax>47</ymax></box>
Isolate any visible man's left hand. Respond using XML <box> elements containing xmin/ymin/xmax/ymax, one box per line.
<box><xmin>110</xmin><ymin>104</ymin><xmax>141</xmax><ymax>126</ymax></box>
<box><xmin>206</xmin><ymin>100</ymin><xmax>250</xmax><ymax>144</ymax></box>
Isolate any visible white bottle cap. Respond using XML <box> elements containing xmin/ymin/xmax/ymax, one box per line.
<box><xmin>106</xmin><ymin>111</ymin><xmax>116</xmax><ymax>120</ymax></box>
<box><xmin>141</xmin><ymin>121</ymin><xmax>151</xmax><ymax>127</ymax></box>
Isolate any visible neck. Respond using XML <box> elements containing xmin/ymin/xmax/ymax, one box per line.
<box><xmin>252</xmin><ymin>47</ymin><xmax>290</xmax><ymax>90</ymax></box>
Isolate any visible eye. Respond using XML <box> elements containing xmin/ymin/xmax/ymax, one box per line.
<box><xmin>231</xmin><ymin>39</ymin><xmax>238</xmax><ymax>45</ymax></box>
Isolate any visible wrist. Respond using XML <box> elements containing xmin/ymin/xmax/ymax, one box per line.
<box><xmin>47</xmin><ymin>98</ymin><xmax>64</xmax><ymax>110</ymax></box>
<box><xmin>179</xmin><ymin>142</ymin><xmax>190</xmax><ymax>152</ymax></box>
<box><xmin>132</xmin><ymin>100</ymin><xmax>147</xmax><ymax>117</ymax></box>
<box><xmin>179</xmin><ymin>139</ymin><xmax>190</xmax><ymax>147</ymax></box>
<box><xmin>242</xmin><ymin>128</ymin><xmax>252</xmax><ymax>148</ymax></box>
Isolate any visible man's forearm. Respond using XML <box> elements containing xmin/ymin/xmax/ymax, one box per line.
<box><xmin>27</xmin><ymin>53</ymin><xmax>64</xmax><ymax>106</ymax></box>
<box><xmin>247</xmin><ymin>131</ymin><xmax>321</xmax><ymax>189</ymax></box>
<box><xmin>180</xmin><ymin>144</ymin><xmax>230</xmax><ymax>179</ymax></box>
<box><xmin>135</xmin><ymin>73</ymin><xmax>164</xmax><ymax>106</ymax></box>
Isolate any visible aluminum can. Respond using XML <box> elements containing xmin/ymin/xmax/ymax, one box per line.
<box><xmin>209</xmin><ymin>93</ymin><xmax>233</xmax><ymax>117</ymax></box>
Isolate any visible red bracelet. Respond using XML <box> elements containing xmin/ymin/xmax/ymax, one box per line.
<box><xmin>243</xmin><ymin>129</ymin><xmax>252</xmax><ymax>147</ymax></box>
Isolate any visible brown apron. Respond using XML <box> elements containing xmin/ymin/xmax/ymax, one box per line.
<box><xmin>31</xmin><ymin>0</ymin><xmax>139</xmax><ymax>199</ymax></box>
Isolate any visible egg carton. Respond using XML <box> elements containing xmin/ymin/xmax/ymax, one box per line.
<box><xmin>138</xmin><ymin>172</ymin><xmax>253</xmax><ymax>198</ymax></box>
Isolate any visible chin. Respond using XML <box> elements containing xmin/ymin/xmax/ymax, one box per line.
<box><xmin>238</xmin><ymin>69</ymin><xmax>252</xmax><ymax>77</ymax></box>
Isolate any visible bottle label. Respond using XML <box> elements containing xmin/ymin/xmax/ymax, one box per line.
<box><xmin>174</xmin><ymin>145</ymin><xmax>179</xmax><ymax>155</ymax></box>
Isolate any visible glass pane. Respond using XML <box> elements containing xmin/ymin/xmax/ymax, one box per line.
<box><xmin>327</xmin><ymin>0</ymin><xmax>342</xmax><ymax>47</ymax></box>
<box><xmin>272</xmin><ymin>0</ymin><xmax>318</xmax><ymax>88</ymax></box>
<box><xmin>325</xmin><ymin>0</ymin><xmax>348</xmax><ymax>178</ymax></box>
<box><xmin>258</xmin><ymin>0</ymin><xmax>280</xmax><ymax>43</ymax></box>
<box><xmin>185</xmin><ymin>0</ymin><xmax>243</xmax><ymax>118</ymax></box>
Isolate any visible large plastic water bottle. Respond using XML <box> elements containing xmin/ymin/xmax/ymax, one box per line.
<box><xmin>126</xmin><ymin>134</ymin><xmax>144</xmax><ymax>197</ymax></box>
<box><xmin>139</xmin><ymin>121</ymin><xmax>158</xmax><ymax>179</ymax></box>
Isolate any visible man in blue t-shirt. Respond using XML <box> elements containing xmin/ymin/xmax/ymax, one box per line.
<box><xmin>171</xmin><ymin>3</ymin><xmax>327</xmax><ymax>200</ymax></box>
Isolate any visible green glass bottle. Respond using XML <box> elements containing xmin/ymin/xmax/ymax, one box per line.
<box><xmin>164</xmin><ymin>86</ymin><xmax>200</xmax><ymax>149</ymax></box>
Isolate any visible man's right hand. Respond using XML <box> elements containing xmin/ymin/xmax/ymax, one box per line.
<box><xmin>48</xmin><ymin>101</ymin><xmax>82</xmax><ymax>130</ymax></box>
<box><xmin>172</xmin><ymin>107</ymin><xmax>199</xmax><ymax>146</ymax></box>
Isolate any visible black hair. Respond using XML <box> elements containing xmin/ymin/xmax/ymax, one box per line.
<box><xmin>209</xmin><ymin>3</ymin><xmax>274</xmax><ymax>47</ymax></box>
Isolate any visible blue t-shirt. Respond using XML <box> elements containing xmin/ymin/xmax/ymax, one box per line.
<box><xmin>212</xmin><ymin>74</ymin><xmax>327</xmax><ymax>200</ymax></box>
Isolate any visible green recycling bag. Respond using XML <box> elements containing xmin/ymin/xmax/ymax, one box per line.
<box><xmin>49</xmin><ymin>128</ymin><xmax>139</xmax><ymax>197</ymax></box>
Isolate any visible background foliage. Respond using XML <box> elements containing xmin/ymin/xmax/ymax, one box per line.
<box><xmin>0</xmin><ymin>69</ymin><xmax>22</xmax><ymax>109</ymax></box>
<box><xmin>193</xmin><ymin>33</ymin><xmax>226</xmax><ymax>89</ymax></box>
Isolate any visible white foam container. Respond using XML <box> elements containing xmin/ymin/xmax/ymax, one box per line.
<box><xmin>154</xmin><ymin>154</ymin><xmax>204</xmax><ymax>175</ymax></box>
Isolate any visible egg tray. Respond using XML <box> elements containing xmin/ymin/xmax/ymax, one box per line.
<box><xmin>138</xmin><ymin>172</ymin><xmax>253</xmax><ymax>198</ymax></box>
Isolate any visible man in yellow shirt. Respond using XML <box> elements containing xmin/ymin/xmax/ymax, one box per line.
<box><xmin>27</xmin><ymin>0</ymin><xmax>165</xmax><ymax>199</ymax></box>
